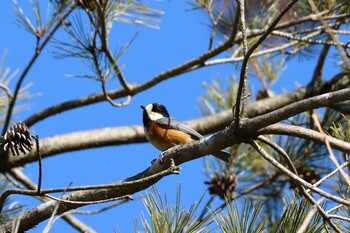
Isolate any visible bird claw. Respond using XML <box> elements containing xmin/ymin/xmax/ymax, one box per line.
<box><xmin>150</xmin><ymin>158</ymin><xmax>157</xmax><ymax>165</ymax></box>
<box><xmin>150</xmin><ymin>152</ymin><xmax>166</xmax><ymax>165</ymax></box>
<box><xmin>158</xmin><ymin>152</ymin><xmax>166</xmax><ymax>163</ymax></box>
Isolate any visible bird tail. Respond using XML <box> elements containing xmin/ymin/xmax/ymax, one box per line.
<box><xmin>212</xmin><ymin>150</ymin><xmax>231</xmax><ymax>163</ymax></box>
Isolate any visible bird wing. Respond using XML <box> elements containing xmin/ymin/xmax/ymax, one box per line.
<box><xmin>156</xmin><ymin>117</ymin><xmax>204</xmax><ymax>140</ymax></box>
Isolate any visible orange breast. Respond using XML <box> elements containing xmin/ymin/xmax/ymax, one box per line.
<box><xmin>148</xmin><ymin>122</ymin><xmax>194</xmax><ymax>151</ymax></box>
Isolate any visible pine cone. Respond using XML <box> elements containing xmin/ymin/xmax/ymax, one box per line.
<box><xmin>1</xmin><ymin>122</ymin><xmax>33</xmax><ymax>156</ymax></box>
<box><xmin>205</xmin><ymin>170</ymin><xmax>237</xmax><ymax>199</ymax></box>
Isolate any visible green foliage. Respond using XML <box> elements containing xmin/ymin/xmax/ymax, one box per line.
<box><xmin>329</xmin><ymin>114</ymin><xmax>350</xmax><ymax>142</ymax></box>
<box><xmin>135</xmin><ymin>187</ymin><xmax>335</xmax><ymax>233</ymax></box>
<box><xmin>213</xmin><ymin>199</ymin><xmax>269</xmax><ymax>233</ymax></box>
<box><xmin>134</xmin><ymin>186</ymin><xmax>213</xmax><ymax>233</ymax></box>
<box><xmin>198</xmin><ymin>68</ymin><xmax>350</xmax><ymax>228</ymax></box>
<box><xmin>270</xmin><ymin>194</ymin><xmax>324</xmax><ymax>233</ymax></box>
<box><xmin>199</xmin><ymin>75</ymin><xmax>237</xmax><ymax>115</ymax></box>
<box><xmin>13</xmin><ymin>0</ymin><xmax>69</xmax><ymax>38</ymax></box>
<box><xmin>249</xmin><ymin>54</ymin><xmax>285</xmax><ymax>88</ymax></box>
<box><xmin>49</xmin><ymin>0</ymin><xmax>162</xmax><ymax>81</ymax></box>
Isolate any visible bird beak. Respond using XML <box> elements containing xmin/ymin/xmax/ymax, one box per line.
<box><xmin>140</xmin><ymin>105</ymin><xmax>145</xmax><ymax>110</ymax></box>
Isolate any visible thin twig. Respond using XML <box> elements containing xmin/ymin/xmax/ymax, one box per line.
<box><xmin>233</xmin><ymin>0</ymin><xmax>248</xmax><ymax>122</ymax></box>
<box><xmin>1</xmin><ymin>1</ymin><xmax>78</xmax><ymax>135</ymax></box>
<box><xmin>0</xmin><ymin>160</ymin><xmax>180</xmax><ymax>212</ymax></box>
<box><xmin>207</xmin><ymin>30</ymin><xmax>322</xmax><ymax>66</ymax></box>
<box><xmin>308</xmin><ymin>161</ymin><xmax>349</xmax><ymax>192</ymax></box>
<box><xmin>43</xmin><ymin>182</ymin><xmax>73</xmax><ymax>233</ymax></box>
<box><xmin>248</xmin><ymin>139</ymin><xmax>350</xmax><ymax>206</ymax></box>
<box><xmin>312</xmin><ymin>113</ymin><xmax>350</xmax><ymax>187</ymax></box>
<box><xmin>94</xmin><ymin>0</ymin><xmax>132</xmax><ymax>94</ymax></box>
<box><xmin>234</xmin><ymin>0</ymin><xmax>299</xmax><ymax>130</ymax></box>
<box><xmin>45</xmin><ymin>194</ymin><xmax>132</xmax><ymax>206</ymax></box>
<box><xmin>259</xmin><ymin>123</ymin><xmax>350</xmax><ymax>153</ymax></box>
<box><xmin>208</xmin><ymin>0</ymin><xmax>229</xmax><ymax>50</ymax></box>
<box><xmin>68</xmin><ymin>198</ymin><xmax>132</xmax><ymax>215</ymax></box>
<box><xmin>307</xmin><ymin>0</ymin><xmax>350</xmax><ymax>71</ymax></box>
<box><xmin>250</xmin><ymin>139</ymin><xmax>342</xmax><ymax>233</ymax></box>
<box><xmin>328</xmin><ymin>214</ymin><xmax>350</xmax><ymax>223</ymax></box>
<box><xmin>31</xmin><ymin>134</ymin><xmax>42</xmax><ymax>194</ymax></box>
<box><xmin>48</xmin><ymin>198</ymin><xmax>131</xmax><ymax>232</ymax></box>
<box><xmin>0</xmin><ymin>83</ymin><xmax>13</xmax><ymax>100</ymax></box>
<box><xmin>101</xmin><ymin>77</ymin><xmax>132</xmax><ymax>107</ymax></box>
<box><xmin>7</xmin><ymin>168</ymin><xmax>97</xmax><ymax>233</ymax></box>
<box><xmin>257</xmin><ymin>135</ymin><xmax>298</xmax><ymax>175</ymax></box>
<box><xmin>309</xmin><ymin>41</ymin><xmax>331</xmax><ymax>87</ymax></box>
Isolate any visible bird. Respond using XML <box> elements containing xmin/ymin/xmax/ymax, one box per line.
<box><xmin>141</xmin><ymin>102</ymin><xmax>231</xmax><ymax>163</ymax></box>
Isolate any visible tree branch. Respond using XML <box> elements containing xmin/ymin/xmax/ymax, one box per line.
<box><xmin>249</xmin><ymin>139</ymin><xmax>343</xmax><ymax>233</ymax></box>
<box><xmin>1</xmin><ymin>1</ymin><xmax>78</xmax><ymax>135</ymax></box>
<box><xmin>23</xmin><ymin>6</ymin><xmax>240</xmax><ymax>127</ymax></box>
<box><xmin>258</xmin><ymin>123</ymin><xmax>350</xmax><ymax>152</ymax></box>
<box><xmin>241</xmin><ymin>88</ymin><xmax>350</xmax><ymax>134</ymax></box>
<box><xmin>3</xmin><ymin>84</ymin><xmax>348</xmax><ymax>170</ymax></box>
<box><xmin>234</xmin><ymin>0</ymin><xmax>299</xmax><ymax>129</ymax></box>
<box><xmin>3</xmin><ymin>87</ymin><xmax>350</xmax><ymax>231</ymax></box>
<box><xmin>6</xmin><ymin>169</ymin><xmax>96</xmax><ymax>233</ymax></box>
<box><xmin>0</xmin><ymin>160</ymin><xmax>180</xmax><ymax>232</ymax></box>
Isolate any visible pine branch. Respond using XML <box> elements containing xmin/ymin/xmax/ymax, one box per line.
<box><xmin>1</xmin><ymin>1</ymin><xmax>78</xmax><ymax>135</ymax></box>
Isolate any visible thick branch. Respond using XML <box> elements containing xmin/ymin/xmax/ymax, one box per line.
<box><xmin>0</xmin><ymin>126</ymin><xmax>145</xmax><ymax>171</ymax></box>
<box><xmin>3</xmin><ymin>81</ymin><xmax>350</xmax><ymax>170</ymax></box>
<box><xmin>241</xmin><ymin>88</ymin><xmax>350</xmax><ymax>134</ymax></box>
<box><xmin>7</xmin><ymin>169</ymin><xmax>96</xmax><ymax>233</ymax></box>
<box><xmin>0</xmin><ymin>161</ymin><xmax>180</xmax><ymax>232</ymax></box>
<box><xmin>3</xmin><ymin>87</ymin><xmax>350</xmax><ymax>231</ymax></box>
<box><xmin>258</xmin><ymin>123</ymin><xmax>350</xmax><ymax>152</ymax></box>
<box><xmin>0</xmin><ymin>85</ymin><xmax>315</xmax><ymax>170</ymax></box>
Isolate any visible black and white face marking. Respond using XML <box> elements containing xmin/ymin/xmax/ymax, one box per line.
<box><xmin>143</xmin><ymin>103</ymin><xmax>170</xmax><ymax>122</ymax></box>
<box><xmin>151</xmin><ymin>103</ymin><xmax>170</xmax><ymax>118</ymax></box>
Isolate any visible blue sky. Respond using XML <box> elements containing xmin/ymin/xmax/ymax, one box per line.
<box><xmin>0</xmin><ymin>0</ymin><xmax>343</xmax><ymax>232</ymax></box>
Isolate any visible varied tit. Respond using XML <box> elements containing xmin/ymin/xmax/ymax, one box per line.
<box><xmin>141</xmin><ymin>103</ymin><xmax>231</xmax><ymax>163</ymax></box>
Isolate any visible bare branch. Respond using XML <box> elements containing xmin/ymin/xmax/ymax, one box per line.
<box><xmin>307</xmin><ymin>0</ymin><xmax>350</xmax><ymax>71</ymax></box>
<box><xmin>259</xmin><ymin>123</ymin><xmax>350</xmax><ymax>153</ymax></box>
<box><xmin>309</xmin><ymin>161</ymin><xmax>350</xmax><ymax>192</ymax></box>
<box><xmin>2</xmin><ymin>1</ymin><xmax>78</xmax><ymax>135</ymax></box>
<box><xmin>234</xmin><ymin>0</ymin><xmax>299</xmax><ymax>130</ymax></box>
<box><xmin>7</xmin><ymin>168</ymin><xmax>96</xmax><ymax>233</ymax></box>
<box><xmin>311</xmin><ymin>113</ymin><xmax>350</xmax><ymax>186</ymax></box>
<box><xmin>2</xmin><ymin>86</ymin><xmax>348</xmax><ymax>171</ymax></box>
<box><xmin>249</xmin><ymin>139</ymin><xmax>346</xmax><ymax>232</ymax></box>
<box><xmin>233</xmin><ymin>0</ymin><xmax>248</xmax><ymax>123</ymax></box>
<box><xmin>208</xmin><ymin>0</ymin><xmax>229</xmax><ymax>50</ymax></box>
<box><xmin>242</xmin><ymin>88</ymin><xmax>350</xmax><ymax>134</ymax></box>
<box><xmin>0</xmin><ymin>159</ymin><xmax>179</xmax><ymax>232</ymax></box>
<box><xmin>31</xmin><ymin>134</ymin><xmax>42</xmax><ymax>194</ymax></box>
<box><xmin>2</xmin><ymin>86</ymin><xmax>350</xmax><ymax>230</ymax></box>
